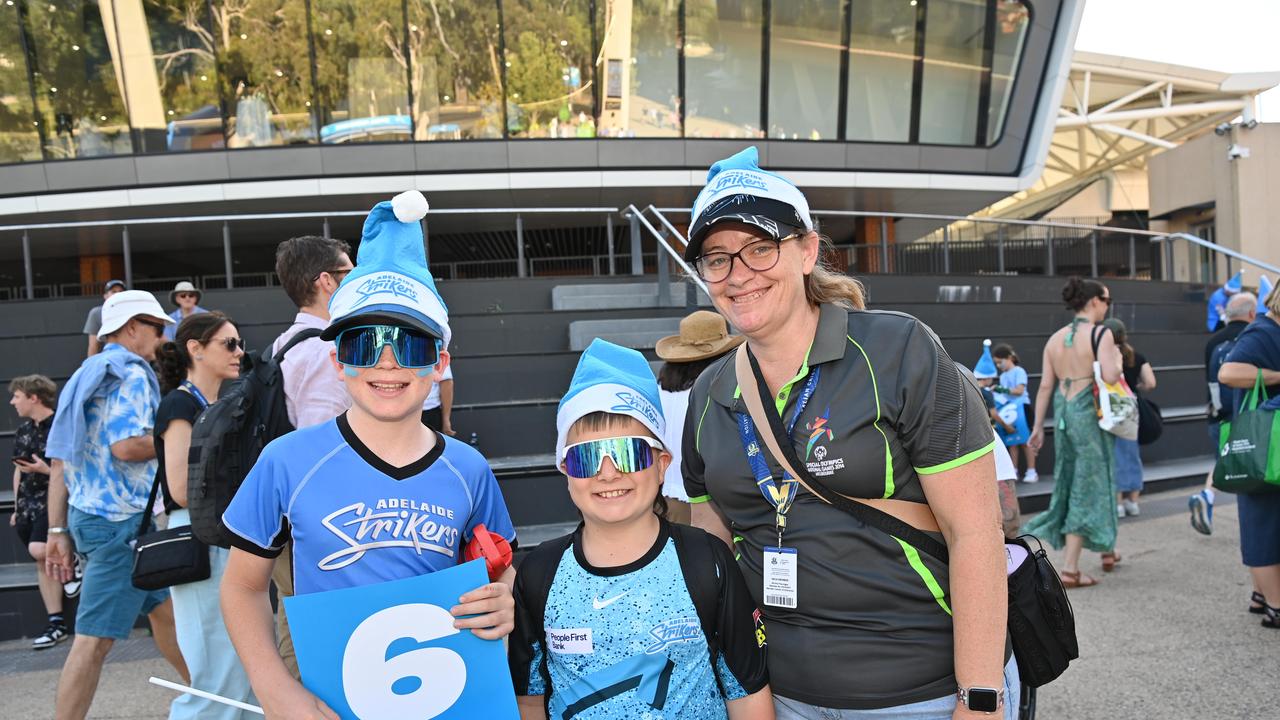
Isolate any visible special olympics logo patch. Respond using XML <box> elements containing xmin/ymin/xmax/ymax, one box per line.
<box><xmin>351</xmin><ymin>273</ymin><xmax>419</xmax><ymax>308</ymax></box>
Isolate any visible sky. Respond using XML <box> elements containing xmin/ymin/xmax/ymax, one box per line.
<box><xmin>1074</xmin><ymin>0</ymin><xmax>1280</xmax><ymax>122</ymax></box>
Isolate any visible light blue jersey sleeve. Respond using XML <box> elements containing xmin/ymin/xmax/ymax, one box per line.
<box><xmin>222</xmin><ymin>442</ymin><xmax>291</xmax><ymax>556</ymax></box>
<box><xmin>450</xmin><ymin>442</ymin><xmax>517</xmax><ymax>546</ymax></box>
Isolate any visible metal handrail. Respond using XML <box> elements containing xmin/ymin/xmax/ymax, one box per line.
<box><xmin>1164</xmin><ymin>232</ymin><xmax>1280</xmax><ymax>276</ymax></box>
<box><xmin>621</xmin><ymin>204</ymin><xmax>709</xmax><ymax>296</ymax></box>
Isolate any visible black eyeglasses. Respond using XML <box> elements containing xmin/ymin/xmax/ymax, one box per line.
<box><xmin>216</xmin><ymin>337</ymin><xmax>245</xmax><ymax>352</ymax></box>
<box><xmin>694</xmin><ymin>233</ymin><xmax>802</xmax><ymax>283</ymax></box>
<box><xmin>136</xmin><ymin>319</ymin><xmax>166</xmax><ymax>337</ymax></box>
<box><xmin>313</xmin><ymin>267</ymin><xmax>353</xmax><ymax>284</ymax></box>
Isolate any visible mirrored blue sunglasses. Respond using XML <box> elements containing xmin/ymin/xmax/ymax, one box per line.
<box><xmin>335</xmin><ymin>325</ymin><xmax>440</xmax><ymax>369</ymax></box>
<box><xmin>561</xmin><ymin>436</ymin><xmax>665</xmax><ymax>479</ymax></box>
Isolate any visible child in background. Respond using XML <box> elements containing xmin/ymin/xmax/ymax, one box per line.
<box><xmin>970</xmin><ymin>349</ymin><xmax>1022</xmax><ymax>537</ymax></box>
<box><xmin>993</xmin><ymin>343</ymin><xmax>1038</xmax><ymax>483</ymax></box>
<box><xmin>220</xmin><ymin>192</ymin><xmax>517</xmax><ymax>718</ymax></box>
<box><xmin>510</xmin><ymin>339</ymin><xmax>772</xmax><ymax>720</ymax></box>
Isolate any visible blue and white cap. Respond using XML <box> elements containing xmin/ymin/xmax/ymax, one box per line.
<box><xmin>685</xmin><ymin>146</ymin><xmax>814</xmax><ymax>261</ymax></box>
<box><xmin>1258</xmin><ymin>275</ymin><xmax>1273</xmax><ymax>314</ymax></box>
<box><xmin>973</xmin><ymin>339</ymin><xmax>998</xmax><ymax>379</ymax></box>
<box><xmin>556</xmin><ymin>339</ymin><xmax>666</xmax><ymax>463</ymax></box>
<box><xmin>322</xmin><ymin>191</ymin><xmax>450</xmax><ymax>348</ymax></box>
<box><xmin>1225</xmin><ymin>270</ymin><xmax>1243</xmax><ymax>294</ymax></box>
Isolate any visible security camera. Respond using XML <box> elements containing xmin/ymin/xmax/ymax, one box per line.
<box><xmin>1227</xmin><ymin>144</ymin><xmax>1250</xmax><ymax>160</ymax></box>
<box><xmin>1214</xmin><ymin>122</ymin><xmax>1232</xmax><ymax>136</ymax></box>
<box><xmin>1243</xmin><ymin>118</ymin><xmax>1259</xmax><ymax>130</ymax></box>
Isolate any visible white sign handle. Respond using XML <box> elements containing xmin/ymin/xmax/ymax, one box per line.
<box><xmin>149</xmin><ymin>676</ymin><xmax>265</xmax><ymax>715</ymax></box>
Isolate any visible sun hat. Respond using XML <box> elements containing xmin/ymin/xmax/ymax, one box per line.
<box><xmin>169</xmin><ymin>281</ymin><xmax>202</xmax><ymax>306</ymax></box>
<box><xmin>98</xmin><ymin>290</ymin><xmax>174</xmax><ymax>339</ymax></box>
<box><xmin>322</xmin><ymin>190</ymin><xmax>450</xmax><ymax>348</ymax></box>
<box><xmin>973</xmin><ymin>339</ymin><xmax>998</xmax><ymax>379</ymax></box>
<box><xmin>685</xmin><ymin>146</ymin><xmax>814</xmax><ymax>261</ymax></box>
<box><xmin>556</xmin><ymin>339</ymin><xmax>665</xmax><ymax>465</ymax></box>
<box><xmin>655</xmin><ymin>311</ymin><xmax>744</xmax><ymax>363</ymax></box>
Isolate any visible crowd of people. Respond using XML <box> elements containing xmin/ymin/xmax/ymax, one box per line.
<box><xmin>6</xmin><ymin>145</ymin><xmax>1276</xmax><ymax>720</ymax></box>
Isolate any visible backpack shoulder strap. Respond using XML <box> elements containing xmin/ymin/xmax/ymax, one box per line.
<box><xmin>509</xmin><ymin>532</ymin><xmax>575</xmax><ymax>697</ymax></box>
<box><xmin>273</xmin><ymin>328</ymin><xmax>323</xmax><ymax>363</ymax></box>
<box><xmin>668</xmin><ymin>522</ymin><xmax>727</xmax><ymax>696</ymax></box>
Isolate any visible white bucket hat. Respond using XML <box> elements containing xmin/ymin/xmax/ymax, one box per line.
<box><xmin>98</xmin><ymin>290</ymin><xmax>174</xmax><ymax>339</ymax></box>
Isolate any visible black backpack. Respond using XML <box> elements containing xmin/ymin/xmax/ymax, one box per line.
<box><xmin>186</xmin><ymin>328</ymin><xmax>322</xmax><ymax>547</ymax></box>
<box><xmin>1207</xmin><ymin>336</ymin><xmax>1240</xmax><ymax>423</ymax></box>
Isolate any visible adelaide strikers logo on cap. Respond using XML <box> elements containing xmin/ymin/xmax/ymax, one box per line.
<box><xmin>351</xmin><ymin>273</ymin><xmax>420</xmax><ymax>309</ymax></box>
<box><xmin>712</xmin><ymin>170</ymin><xmax>770</xmax><ymax>193</ymax></box>
<box><xmin>611</xmin><ymin>391</ymin><xmax>662</xmax><ymax>429</ymax></box>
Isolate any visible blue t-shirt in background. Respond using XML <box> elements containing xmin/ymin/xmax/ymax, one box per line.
<box><xmin>996</xmin><ymin>366</ymin><xmax>1030</xmax><ymax>406</ymax></box>
<box><xmin>1225</xmin><ymin>315</ymin><xmax>1280</xmax><ymax>403</ymax></box>
<box><xmin>222</xmin><ymin>413</ymin><xmax>516</xmax><ymax>595</ymax></box>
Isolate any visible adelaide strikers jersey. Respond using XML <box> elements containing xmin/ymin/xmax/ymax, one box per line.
<box><xmin>221</xmin><ymin>413</ymin><xmax>516</xmax><ymax>594</ymax></box>
<box><xmin>510</xmin><ymin>521</ymin><xmax>767</xmax><ymax>719</ymax></box>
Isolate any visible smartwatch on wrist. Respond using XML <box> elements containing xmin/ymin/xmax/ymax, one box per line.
<box><xmin>47</xmin><ymin>526</ymin><xmax>69</xmax><ymax>535</ymax></box>
<box><xmin>957</xmin><ymin>686</ymin><xmax>1003</xmax><ymax>714</ymax></box>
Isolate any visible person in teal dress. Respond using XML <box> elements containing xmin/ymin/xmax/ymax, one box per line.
<box><xmin>1026</xmin><ymin>277</ymin><xmax>1124</xmax><ymax>588</ymax></box>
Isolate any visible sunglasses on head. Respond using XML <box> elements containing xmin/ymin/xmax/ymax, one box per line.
<box><xmin>335</xmin><ymin>325</ymin><xmax>440</xmax><ymax>369</ymax></box>
<box><xmin>561</xmin><ymin>436</ymin><xmax>664</xmax><ymax>479</ymax></box>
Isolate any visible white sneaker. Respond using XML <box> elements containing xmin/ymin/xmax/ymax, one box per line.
<box><xmin>1021</xmin><ymin>470</ymin><xmax>1039</xmax><ymax>483</ymax></box>
<box><xmin>1122</xmin><ymin>499</ymin><xmax>1140</xmax><ymax>517</ymax></box>
<box><xmin>1117</xmin><ymin>504</ymin><xmax>1126</xmax><ymax>518</ymax></box>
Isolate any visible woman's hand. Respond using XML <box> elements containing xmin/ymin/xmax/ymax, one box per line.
<box><xmin>451</xmin><ymin>581</ymin><xmax>515</xmax><ymax>640</ymax></box>
<box><xmin>1028</xmin><ymin>428</ymin><xmax>1044</xmax><ymax>453</ymax></box>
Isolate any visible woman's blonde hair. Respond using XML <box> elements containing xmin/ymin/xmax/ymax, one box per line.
<box><xmin>805</xmin><ymin>232</ymin><xmax>866</xmax><ymax>310</ymax></box>
<box><xmin>1266</xmin><ymin>282</ymin><xmax>1280</xmax><ymax>316</ymax></box>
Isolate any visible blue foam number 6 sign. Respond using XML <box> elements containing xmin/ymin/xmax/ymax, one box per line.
<box><xmin>342</xmin><ymin>604</ymin><xmax>466</xmax><ymax>718</ymax></box>
<box><xmin>285</xmin><ymin>560</ymin><xmax>519</xmax><ymax>720</ymax></box>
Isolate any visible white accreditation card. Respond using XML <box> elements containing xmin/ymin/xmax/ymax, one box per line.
<box><xmin>763</xmin><ymin>546</ymin><xmax>798</xmax><ymax>608</ymax></box>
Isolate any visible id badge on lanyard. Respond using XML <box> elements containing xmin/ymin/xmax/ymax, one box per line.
<box><xmin>736</xmin><ymin>367</ymin><xmax>820</xmax><ymax>608</ymax></box>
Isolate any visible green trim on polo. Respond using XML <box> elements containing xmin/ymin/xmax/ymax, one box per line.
<box><xmin>694</xmin><ymin>395</ymin><xmax>713</xmax><ymax>453</ymax></box>
<box><xmin>894</xmin><ymin>538</ymin><xmax>953</xmax><ymax>616</ymax></box>
<box><xmin>733</xmin><ymin>535</ymin><xmax>744</xmax><ymax>562</ymax></box>
<box><xmin>731</xmin><ymin>347</ymin><xmax>813</xmax><ymax>416</ymax></box>
<box><xmin>687</xmin><ymin>494</ymin><xmax>711</xmax><ymax>504</ymax></box>
<box><xmin>914</xmin><ymin>439</ymin><xmax>998</xmax><ymax>476</ymax></box>
<box><xmin>846</xmin><ymin>335</ymin><xmax>894</xmax><ymax>499</ymax></box>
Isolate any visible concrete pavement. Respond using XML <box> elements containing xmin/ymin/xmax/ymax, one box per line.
<box><xmin>0</xmin><ymin>487</ymin><xmax>1272</xmax><ymax>719</ymax></box>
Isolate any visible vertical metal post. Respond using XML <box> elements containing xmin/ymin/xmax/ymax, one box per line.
<box><xmin>22</xmin><ymin>231</ymin><xmax>34</xmax><ymax>300</ymax></box>
<box><xmin>996</xmin><ymin>224</ymin><xmax>1005</xmax><ymax>274</ymax></box>
<box><xmin>942</xmin><ymin>226</ymin><xmax>951</xmax><ymax>274</ymax></box>
<box><xmin>1045</xmin><ymin>226</ymin><xmax>1054</xmax><ymax>276</ymax></box>
<box><xmin>515</xmin><ymin>214</ymin><xmax>526</xmax><ymax>278</ymax></box>
<box><xmin>1127</xmin><ymin>235</ymin><xmax>1136</xmax><ymax>279</ymax></box>
<box><xmin>656</xmin><ymin>230</ymin><xmax>671</xmax><ymax>307</ymax></box>
<box><xmin>1165</xmin><ymin>237</ymin><xmax>1175</xmax><ymax>281</ymax></box>
<box><xmin>323</xmin><ymin>217</ymin><xmax>331</xmax><ymax>239</ymax></box>
<box><xmin>1089</xmin><ymin>230</ymin><xmax>1098</xmax><ymax>278</ymax></box>
<box><xmin>605</xmin><ymin>215</ymin><xmax>616</xmax><ymax>276</ymax></box>
<box><xmin>122</xmin><ymin>226</ymin><xmax>133</xmax><ymax>288</ymax></box>
<box><xmin>629</xmin><ymin>213</ymin><xmax>643</xmax><ymax>276</ymax></box>
<box><xmin>878</xmin><ymin>217</ymin><xmax>889</xmax><ymax>273</ymax></box>
<box><xmin>222</xmin><ymin>222</ymin><xmax>234</xmax><ymax>289</ymax></box>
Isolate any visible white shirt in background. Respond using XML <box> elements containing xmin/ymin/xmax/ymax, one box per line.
<box><xmin>659</xmin><ymin>388</ymin><xmax>691</xmax><ymax>501</ymax></box>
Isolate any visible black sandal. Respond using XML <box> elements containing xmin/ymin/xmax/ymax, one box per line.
<box><xmin>1264</xmin><ymin>604</ymin><xmax>1280</xmax><ymax>629</ymax></box>
<box><xmin>1250</xmin><ymin>591</ymin><xmax>1267</xmax><ymax>615</ymax></box>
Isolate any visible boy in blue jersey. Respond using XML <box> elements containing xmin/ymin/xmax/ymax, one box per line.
<box><xmin>221</xmin><ymin>191</ymin><xmax>517</xmax><ymax>719</ymax></box>
<box><xmin>510</xmin><ymin>339</ymin><xmax>772</xmax><ymax>719</ymax></box>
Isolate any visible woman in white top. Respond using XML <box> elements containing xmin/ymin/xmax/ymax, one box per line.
<box><xmin>655</xmin><ymin>311</ymin><xmax>744</xmax><ymax>524</ymax></box>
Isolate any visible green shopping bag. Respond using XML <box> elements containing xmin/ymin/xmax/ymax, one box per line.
<box><xmin>1213</xmin><ymin>371</ymin><xmax>1280</xmax><ymax>494</ymax></box>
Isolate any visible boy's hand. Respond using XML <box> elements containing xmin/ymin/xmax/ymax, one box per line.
<box><xmin>262</xmin><ymin>684</ymin><xmax>340</xmax><ymax>720</ymax></box>
<box><xmin>451</xmin><ymin>581</ymin><xmax>514</xmax><ymax>640</ymax></box>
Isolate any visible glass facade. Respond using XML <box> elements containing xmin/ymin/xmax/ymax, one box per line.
<box><xmin>0</xmin><ymin>0</ymin><xmax>1031</xmax><ymax>164</ymax></box>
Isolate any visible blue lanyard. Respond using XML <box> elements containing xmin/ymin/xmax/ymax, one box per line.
<box><xmin>181</xmin><ymin>380</ymin><xmax>210</xmax><ymax>410</ymax></box>
<box><xmin>735</xmin><ymin>367</ymin><xmax>821</xmax><ymax>542</ymax></box>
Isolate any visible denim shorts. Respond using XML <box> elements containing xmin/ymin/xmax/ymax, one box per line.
<box><xmin>69</xmin><ymin>506</ymin><xmax>169</xmax><ymax>640</ymax></box>
<box><xmin>775</xmin><ymin>657</ymin><xmax>1021</xmax><ymax>720</ymax></box>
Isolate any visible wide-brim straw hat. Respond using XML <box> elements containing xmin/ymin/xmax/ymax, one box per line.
<box><xmin>170</xmin><ymin>280</ymin><xmax>202</xmax><ymax>306</ymax></box>
<box><xmin>655</xmin><ymin>310</ymin><xmax>744</xmax><ymax>363</ymax></box>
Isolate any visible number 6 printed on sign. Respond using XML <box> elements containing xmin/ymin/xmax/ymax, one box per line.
<box><xmin>342</xmin><ymin>604</ymin><xmax>467</xmax><ymax>719</ymax></box>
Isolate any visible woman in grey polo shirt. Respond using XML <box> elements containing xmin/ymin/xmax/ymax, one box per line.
<box><xmin>681</xmin><ymin>148</ymin><xmax>1017</xmax><ymax>719</ymax></box>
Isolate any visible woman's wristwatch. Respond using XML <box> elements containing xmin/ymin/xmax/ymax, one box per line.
<box><xmin>957</xmin><ymin>686</ymin><xmax>1004</xmax><ymax>713</ymax></box>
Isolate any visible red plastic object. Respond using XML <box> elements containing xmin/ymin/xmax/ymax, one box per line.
<box><xmin>463</xmin><ymin>523</ymin><xmax>513</xmax><ymax>582</ymax></box>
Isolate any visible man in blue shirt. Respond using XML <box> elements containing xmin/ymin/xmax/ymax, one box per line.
<box><xmin>1206</xmin><ymin>271</ymin><xmax>1243</xmax><ymax>333</ymax></box>
<box><xmin>45</xmin><ymin>290</ymin><xmax>189</xmax><ymax>720</ymax></box>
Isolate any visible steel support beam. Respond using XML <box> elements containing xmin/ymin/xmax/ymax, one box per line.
<box><xmin>22</xmin><ymin>231</ymin><xmax>34</xmax><ymax>300</ymax></box>
<box><xmin>223</xmin><ymin>222</ymin><xmax>234</xmax><ymax>289</ymax></box>
<box><xmin>122</xmin><ymin>226</ymin><xmax>133</xmax><ymax>288</ymax></box>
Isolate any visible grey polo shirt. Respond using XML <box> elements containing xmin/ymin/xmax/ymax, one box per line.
<box><xmin>682</xmin><ymin>302</ymin><xmax>996</xmax><ymax>709</ymax></box>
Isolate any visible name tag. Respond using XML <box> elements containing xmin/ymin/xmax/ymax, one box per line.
<box><xmin>763</xmin><ymin>547</ymin><xmax>798</xmax><ymax>609</ymax></box>
<box><xmin>547</xmin><ymin>628</ymin><xmax>594</xmax><ymax>654</ymax></box>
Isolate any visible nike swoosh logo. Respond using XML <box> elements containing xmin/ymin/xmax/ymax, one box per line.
<box><xmin>592</xmin><ymin>591</ymin><xmax>629</xmax><ymax>610</ymax></box>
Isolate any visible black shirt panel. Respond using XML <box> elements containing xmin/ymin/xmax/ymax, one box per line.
<box><xmin>154</xmin><ymin>388</ymin><xmax>205</xmax><ymax>513</ymax></box>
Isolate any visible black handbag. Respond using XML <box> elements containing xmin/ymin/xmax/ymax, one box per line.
<box><xmin>735</xmin><ymin>346</ymin><xmax>1078</xmax><ymax>688</ymax></box>
<box><xmin>131</xmin><ymin>473</ymin><xmax>211</xmax><ymax>591</ymax></box>
<box><xmin>1136</xmin><ymin>394</ymin><xmax>1164</xmax><ymax>446</ymax></box>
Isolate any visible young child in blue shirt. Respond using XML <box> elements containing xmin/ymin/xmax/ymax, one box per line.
<box><xmin>220</xmin><ymin>192</ymin><xmax>517</xmax><ymax>719</ymax></box>
<box><xmin>509</xmin><ymin>339</ymin><xmax>772</xmax><ymax>720</ymax></box>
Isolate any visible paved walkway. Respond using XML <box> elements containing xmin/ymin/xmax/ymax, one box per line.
<box><xmin>0</xmin><ymin>488</ymin><xmax>1272</xmax><ymax>719</ymax></box>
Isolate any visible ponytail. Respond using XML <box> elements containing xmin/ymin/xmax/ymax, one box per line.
<box><xmin>156</xmin><ymin>311</ymin><xmax>235</xmax><ymax>395</ymax></box>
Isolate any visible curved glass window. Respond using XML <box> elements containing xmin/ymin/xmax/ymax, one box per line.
<box><xmin>138</xmin><ymin>0</ymin><xmax>225</xmax><ymax>153</ymax></box>
<box><xmin>769</xmin><ymin>0</ymin><xmax>841</xmax><ymax>141</ymax></box>
<box><xmin>846</xmin><ymin>0</ymin><xmax>917</xmax><ymax>143</ymax></box>
<box><xmin>503</xmin><ymin>0</ymin><xmax>595</xmax><ymax>139</ymax></box>
<box><xmin>213</xmin><ymin>0</ymin><xmax>317</xmax><ymax>147</ymax></box>
<box><xmin>0</xmin><ymin>2</ymin><xmax>41</xmax><ymax>162</ymax></box>
<box><xmin>597</xmin><ymin>0</ymin><xmax>680</xmax><ymax>137</ymax></box>
<box><xmin>986</xmin><ymin>0</ymin><xmax>1029</xmax><ymax>144</ymax></box>
<box><xmin>919</xmin><ymin>0</ymin><xmax>986</xmax><ymax>145</ymax></box>
<box><xmin>312</xmin><ymin>0</ymin><xmax>411</xmax><ymax>145</ymax></box>
<box><xmin>25</xmin><ymin>1</ymin><xmax>134</xmax><ymax>159</ymax></box>
<box><xmin>407</xmin><ymin>0</ymin><xmax>503</xmax><ymax>141</ymax></box>
<box><xmin>685</xmin><ymin>0</ymin><xmax>763</xmax><ymax>139</ymax></box>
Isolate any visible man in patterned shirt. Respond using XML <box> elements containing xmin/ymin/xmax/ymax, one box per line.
<box><xmin>44</xmin><ymin>291</ymin><xmax>189</xmax><ymax>720</ymax></box>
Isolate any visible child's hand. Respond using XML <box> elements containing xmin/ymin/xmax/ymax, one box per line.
<box><xmin>451</xmin><ymin>581</ymin><xmax>515</xmax><ymax>640</ymax></box>
<box><xmin>262</xmin><ymin>684</ymin><xmax>339</xmax><ymax>720</ymax></box>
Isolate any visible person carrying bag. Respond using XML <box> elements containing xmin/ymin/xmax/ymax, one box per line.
<box><xmin>131</xmin><ymin>473</ymin><xmax>210</xmax><ymax>591</ymax></box>
<box><xmin>735</xmin><ymin>346</ymin><xmax>1079</xmax><ymax>689</ymax></box>
<box><xmin>1090</xmin><ymin>326</ymin><xmax>1139</xmax><ymax>441</ymax></box>
<box><xmin>1213</xmin><ymin>370</ymin><xmax>1280</xmax><ymax>495</ymax></box>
